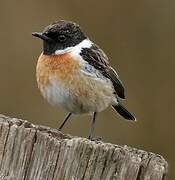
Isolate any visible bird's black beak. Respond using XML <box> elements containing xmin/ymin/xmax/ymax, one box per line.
<box><xmin>32</xmin><ymin>32</ymin><xmax>53</xmax><ymax>43</ymax></box>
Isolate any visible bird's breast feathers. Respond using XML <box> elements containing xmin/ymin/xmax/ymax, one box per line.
<box><xmin>36</xmin><ymin>52</ymin><xmax>80</xmax><ymax>88</ymax></box>
<box><xmin>36</xmin><ymin>48</ymin><xmax>115</xmax><ymax>113</ymax></box>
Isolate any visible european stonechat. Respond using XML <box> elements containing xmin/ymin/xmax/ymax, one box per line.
<box><xmin>32</xmin><ymin>20</ymin><xmax>136</xmax><ymax>139</ymax></box>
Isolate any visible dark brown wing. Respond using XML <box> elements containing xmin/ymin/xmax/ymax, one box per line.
<box><xmin>80</xmin><ymin>44</ymin><xmax>125</xmax><ymax>99</ymax></box>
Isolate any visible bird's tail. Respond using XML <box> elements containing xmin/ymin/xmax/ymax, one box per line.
<box><xmin>112</xmin><ymin>103</ymin><xmax>136</xmax><ymax>121</ymax></box>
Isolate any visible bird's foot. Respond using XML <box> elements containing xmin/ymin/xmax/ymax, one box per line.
<box><xmin>57</xmin><ymin>127</ymin><xmax>63</xmax><ymax>132</ymax></box>
<box><xmin>88</xmin><ymin>136</ymin><xmax>103</xmax><ymax>142</ymax></box>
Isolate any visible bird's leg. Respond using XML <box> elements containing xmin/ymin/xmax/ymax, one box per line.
<box><xmin>58</xmin><ymin>112</ymin><xmax>72</xmax><ymax>131</ymax></box>
<box><xmin>88</xmin><ymin>112</ymin><xmax>97</xmax><ymax>140</ymax></box>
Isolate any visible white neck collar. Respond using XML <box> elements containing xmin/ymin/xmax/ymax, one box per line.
<box><xmin>54</xmin><ymin>39</ymin><xmax>92</xmax><ymax>55</ymax></box>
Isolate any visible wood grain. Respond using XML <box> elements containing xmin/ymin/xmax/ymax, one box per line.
<box><xmin>0</xmin><ymin>114</ymin><xmax>168</xmax><ymax>180</ymax></box>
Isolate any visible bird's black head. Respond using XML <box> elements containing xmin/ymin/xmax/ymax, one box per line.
<box><xmin>32</xmin><ymin>20</ymin><xmax>87</xmax><ymax>55</ymax></box>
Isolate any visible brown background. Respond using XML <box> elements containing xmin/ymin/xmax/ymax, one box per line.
<box><xmin>0</xmin><ymin>0</ymin><xmax>174</xmax><ymax>178</ymax></box>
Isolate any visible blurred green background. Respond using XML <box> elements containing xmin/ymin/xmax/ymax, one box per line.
<box><xmin>0</xmin><ymin>0</ymin><xmax>174</xmax><ymax>178</ymax></box>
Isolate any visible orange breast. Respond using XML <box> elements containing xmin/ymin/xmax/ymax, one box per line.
<box><xmin>36</xmin><ymin>52</ymin><xmax>80</xmax><ymax>88</ymax></box>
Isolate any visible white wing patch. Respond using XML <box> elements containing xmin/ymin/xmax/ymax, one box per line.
<box><xmin>79</xmin><ymin>60</ymin><xmax>105</xmax><ymax>80</ymax></box>
<box><xmin>70</xmin><ymin>39</ymin><xmax>109</xmax><ymax>81</ymax></box>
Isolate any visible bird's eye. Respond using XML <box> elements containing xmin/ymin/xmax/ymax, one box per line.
<box><xmin>58</xmin><ymin>35</ymin><xmax>66</xmax><ymax>42</ymax></box>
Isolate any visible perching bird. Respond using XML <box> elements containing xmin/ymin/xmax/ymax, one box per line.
<box><xmin>32</xmin><ymin>20</ymin><xmax>136</xmax><ymax>139</ymax></box>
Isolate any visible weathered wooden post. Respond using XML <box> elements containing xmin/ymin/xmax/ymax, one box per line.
<box><xmin>0</xmin><ymin>114</ymin><xmax>168</xmax><ymax>180</ymax></box>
